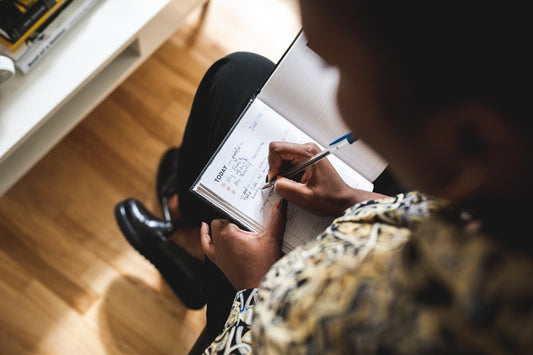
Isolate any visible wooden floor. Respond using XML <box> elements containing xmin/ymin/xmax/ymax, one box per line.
<box><xmin>0</xmin><ymin>1</ymin><xmax>300</xmax><ymax>354</ymax></box>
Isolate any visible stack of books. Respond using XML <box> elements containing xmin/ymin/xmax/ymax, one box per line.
<box><xmin>0</xmin><ymin>0</ymin><xmax>101</xmax><ymax>74</ymax></box>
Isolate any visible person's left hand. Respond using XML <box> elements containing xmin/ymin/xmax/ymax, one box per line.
<box><xmin>200</xmin><ymin>200</ymin><xmax>287</xmax><ymax>291</ymax></box>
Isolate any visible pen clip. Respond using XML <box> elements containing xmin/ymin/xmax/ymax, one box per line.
<box><xmin>328</xmin><ymin>132</ymin><xmax>357</xmax><ymax>146</ymax></box>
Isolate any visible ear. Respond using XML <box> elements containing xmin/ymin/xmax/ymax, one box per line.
<box><xmin>452</xmin><ymin>103</ymin><xmax>515</xmax><ymax>159</ymax></box>
<box><xmin>422</xmin><ymin>102</ymin><xmax>527</xmax><ymax>200</ymax></box>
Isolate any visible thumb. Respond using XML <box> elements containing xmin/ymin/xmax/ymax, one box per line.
<box><xmin>264</xmin><ymin>199</ymin><xmax>287</xmax><ymax>243</ymax></box>
<box><xmin>200</xmin><ymin>222</ymin><xmax>217</xmax><ymax>264</ymax></box>
<box><xmin>274</xmin><ymin>177</ymin><xmax>313</xmax><ymax>208</ymax></box>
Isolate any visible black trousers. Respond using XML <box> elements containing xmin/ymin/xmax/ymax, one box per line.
<box><xmin>174</xmin><ymin>51</ymin><xmax>403</xmax><ymax>341</ymax></box>
<box><xmin>175</xmin><ymin>52</ymin><xmax>275</xmax><ymax>340</ymax></box>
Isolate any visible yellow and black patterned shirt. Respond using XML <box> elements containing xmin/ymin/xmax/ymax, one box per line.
<box><xmin>205</xmin><ymin>192</ymin><xmax>533</xmax><ymax>354</ymax></box>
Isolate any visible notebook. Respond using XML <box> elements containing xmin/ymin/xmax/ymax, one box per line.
<box><xmin>192</xmin><ymin>32</ymin><xmax>387</xmax><ymax>253</ymax></box>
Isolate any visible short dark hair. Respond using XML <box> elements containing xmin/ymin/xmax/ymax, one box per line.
<box><xmin>325</xmin><ymin>1</ymin><xmax>530</xmax><ymax>134</ymax></box>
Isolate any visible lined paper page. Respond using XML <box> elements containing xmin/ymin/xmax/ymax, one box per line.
<box><xmin>258</xmin><ymin>33</ymin><xmax>387</xmax><ymax>182</ymax></box>
<box><xmin>193</xmin><ymin>99</ymin><xmax>372</xmax><ymax>252</ymax></box>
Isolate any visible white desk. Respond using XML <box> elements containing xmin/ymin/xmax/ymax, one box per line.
<box><xmin>0</xmin><ymin>0</ymin><xmax>206</xmax><ymax>196</ymax></box>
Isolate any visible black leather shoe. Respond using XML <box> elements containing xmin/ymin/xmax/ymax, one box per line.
<box><xmin>157</xmin><ymin>147</ymin><xmax>180</xmax><ymax>222</ymax></box>
<box><xmin>114</xmin><ymin>198</ymin><xmax>206</xmax><ymax>309</ymax></box>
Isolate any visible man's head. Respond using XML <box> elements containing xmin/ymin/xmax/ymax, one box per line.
<box><xmin>299</xmin><ymin>1</ymin><xmax>531</xmax><ymax>212</ymax></box>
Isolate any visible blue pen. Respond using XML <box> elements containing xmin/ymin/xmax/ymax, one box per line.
<box><xmin>262</xmin><ymin>132</ymin><xmax>358</xmax><ymax>189</ymax></box>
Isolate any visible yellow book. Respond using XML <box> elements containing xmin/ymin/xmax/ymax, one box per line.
<box><xmin>0</xmin><ymin>0</ymin><xmax>67</xmax><ymax>52</ymax></box>
<box><xmin>13</xmin><ymin>0</ymin><xmax>41</xmax><ymax>13</ymax></box>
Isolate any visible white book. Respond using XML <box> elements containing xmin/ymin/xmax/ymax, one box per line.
<box><xmin>16</xmin><ymin>0</ymin><xmax>101</xmax><ymax>74</ymax></box>
<box><xmin>192</xmin><ymin>32</ymin><xmax>388</xmax><ymax>253</ymax></box>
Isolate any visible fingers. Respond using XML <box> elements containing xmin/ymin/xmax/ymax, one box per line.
<box><xmin>200</xmin><ymin>222</ymin><xmax>216</xmax><ymax>263</ymax></box>
<box><xmin>267</xmin><ymin>142</ymin><xmax>321</xmax><ymax>182</ymax></box>
<box><xmin>264</xmin><ymin>200</ymin><xmax>287</xmax><ymax>244</ymax></box>
<box><xmin>201</xmin><ymin>219</ymin><xmax>246</xmax><ymax>261</ymax></box>
<box><xmin>274</xmin><ymin>177</ymin><xmax>314</xmax><ymax>207</ymax></box>
<box><xmin>210</xmin><ymin>219</ymin><xmax>236</xmax><ymax>241</ymax></box>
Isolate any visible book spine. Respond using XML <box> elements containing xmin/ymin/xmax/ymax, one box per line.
<box><xmin>0</xmin><ymin>0</ymin><xmax>66</xmax><ymax>52</ymax></box>
<box><xmin>3</xmin><ymin>0</ymin><xmax>57</xmax><ymax>42</ymax></box>
<box><xmin>0</xmin><ymin>0</ymin><xmax>73</xmax><ymax>60</ymax></box>
<box><xmin>16</xmin><ymin>0</ymin><xmax>100</xmax><ymax>74</ymax></box>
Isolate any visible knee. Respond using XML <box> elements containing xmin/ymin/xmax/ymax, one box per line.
<box><xmin>210</xmin><ymin>52</ymin><xmax>275</xmax><ymax>89</ymax></box>
<box><xmin>221</xmin><ymin>52</ymin><xmax>273</xmax><ymax>72</ymax></box>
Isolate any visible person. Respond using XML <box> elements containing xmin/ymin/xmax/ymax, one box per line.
<box><xmin>115</xmin><ymin>1</ymin><xmax>533</xmax><ymax>354</ymax></box>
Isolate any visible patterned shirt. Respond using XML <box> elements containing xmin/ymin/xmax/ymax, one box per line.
<box><xmin>204</xmin><ymin>192</ymin><xmax>533</xmax><ymax>354</ymax></box>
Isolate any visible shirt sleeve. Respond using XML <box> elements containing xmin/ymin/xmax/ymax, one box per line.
<box><xmin>203</xmin><ymin>288</ymin><xmax>259</xmax><ymax>355</ymax></box>
<box><xmin>251</xmin><ymin>192</ymin><xmax>441</xmax><ymax>354</ymax></box>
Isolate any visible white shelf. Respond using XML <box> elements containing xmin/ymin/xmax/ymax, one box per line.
<box><xmin>0</xmin><ymin>0</ymin><xmax>206</xmax><ymax>196</ymax></box>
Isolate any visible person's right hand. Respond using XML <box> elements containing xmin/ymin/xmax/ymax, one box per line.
<box><xmin>267</xmin><ymin>141</ymin><xmax>361</xmax><ymax>217</ymax></box>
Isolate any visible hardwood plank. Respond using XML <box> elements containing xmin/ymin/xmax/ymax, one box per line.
<box><xmin>0</xmin><ymin>0</ymin><xmax>300</xmax><ymax>353</ymax></box>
